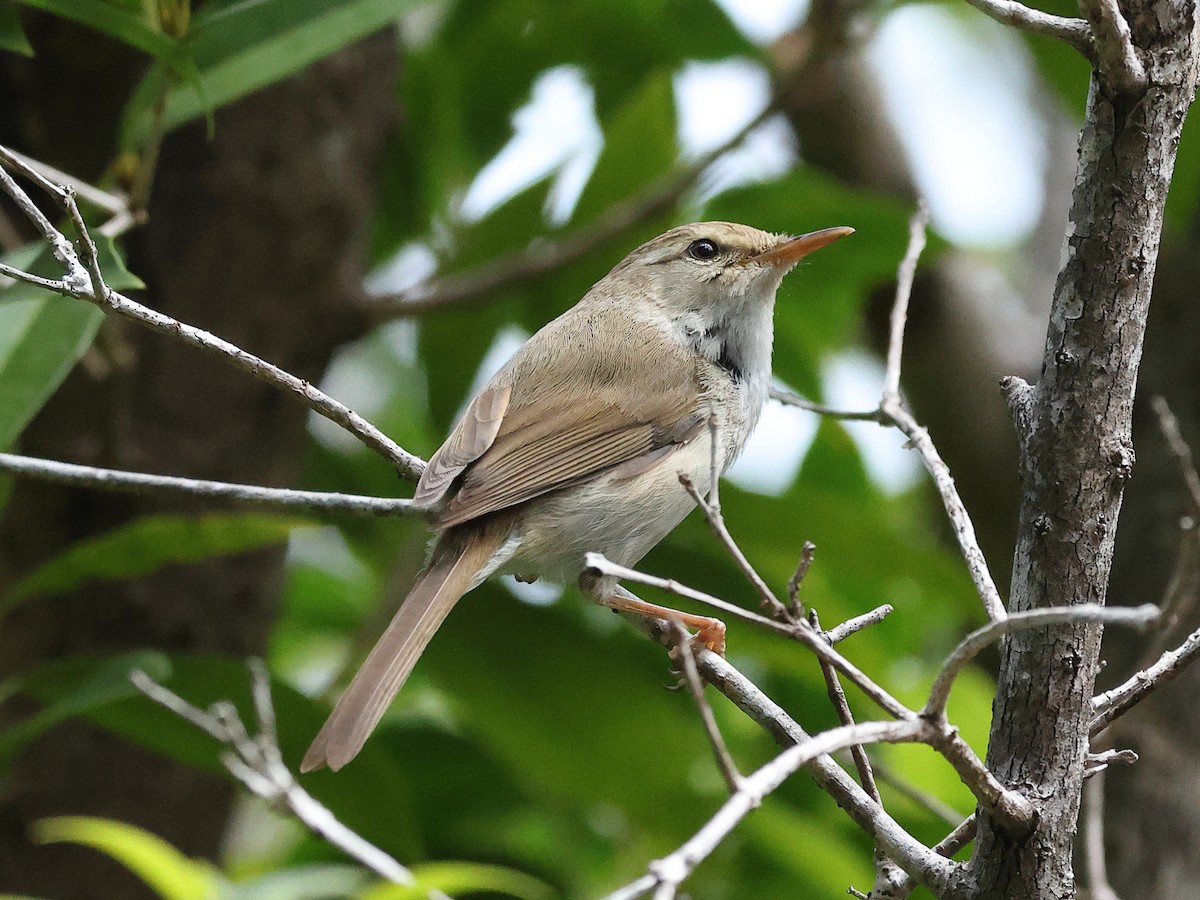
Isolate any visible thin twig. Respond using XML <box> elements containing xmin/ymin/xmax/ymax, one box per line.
<box><xmin>786</xmin><ymin>540</ymin><xmax>816</xmax><ymax>617</ymax></box>
<box><xmin>0</xmin><ymin>144</ymin><xmax>426</xmax><ymax>479</ymax></box>
<box><xmin>647</xmin><ymin>627</ymin><xmax>958</xmax><ymax>894</ymax></box>
<box><xmin>0</xmin><ymin>147</ymin><xmax>128</xmax><ymax>218</ymax></box>
<box><xmin>0</xmin><ymin>263</ymin><xmax>66</xmax><ymax>292</ymax></box>
<box><xmin>0</xmin><ymin>152</ymin><xmax>82</xmax><ymax>282</ymax></box>
<box><xmin>101</xmin><ymin>286</ymin><xmax>422</xmax><ymax>477</ymax></box>
<box><xmin>768</xmin><ymin>388</ymin><xmax>880</xmax><ymax>422</ymax></box>
<box><xmin>960</xmin><ymin>0</ymin><xmax>1094</xmax><ymax>56</ymax></box>
<box><xmin>882</xmin><ymin>202</ymin><xmax>928</xmax><ymax>405</ymax></box>
<box><xmin>0</xmin><ymin>452</ymin><xmax>415</xmax><ymax>517</ymax></box>
<box><xmin>601</xmin><ymin>718</ymin><xmax>952</xmax><ymax>900</ymax></box>
<box><xmin>876</xmin><ymin>202</ymin><xmax>1004</xmax><ymax>623</ymax></box>
<box><xmin>1083</xmin><ymin>774</ymin><xmax>1123</xmax><ymax>900</ymax></box>
<box><xmin>1084</xmin><ymin>748</ymin><xmax>1137</xmax><ymax>777</ymax></box>
<box><xmin>890</xmin><ymin>815</ymin><xmax>980</xmax><ymax>900</ymax></box>
<box><xmin>367</xmin><ymin>106</ymin><xmax>776</xmax><ymax>319</ymax></box>
<box><xmin>604</xmin><ymin>559</ymin><xmax>1032</xmax><ymax>828</ymax></box>
<box><xmin>825</xmin><ymin>605</ymin><xmax>894</xmax><ymax>645</ymax></box>
<box><xmin>1077</xmin><ymin>0</ymin><xmax>1147</xmax><ymax>92</ymax></box>
<box><xmin>772</xmin><ymin>206</ymin><xmax>1008</xmax><ymax>624</ymax></box>
<box><xmin>925</xmin><ymin>603</ymin><xmax>1160</xmax><ymax>721</ymax></box>
<box><xmin>668</xmin><ymin>622</ymin><xmax>742</xmax><ymax>794</ymax></box>
<box><xmin>1089</xmin><ymin>621</ymin><xmax>1200</xmax><ymax>732</ymax></box>
<box><xmin>869</xmin><ymin>761</ymin><xmax>963</xmax><ymax>827</ymax></box>
<box><xmin>584</xmin><ymin>552</ymin><xmax>915</xmax><ymax>721</ymax></box>
<box><xmin>883</xmin><ymin>402</ymin><xmax>1007</xmax><ymax>622</ymax></box>
<box><xmin>1152</xmin><ymin>395</ymin><xmax>1200</xmax><ymax>516</ymax></box>
<box><xmin>678</xmin><ymin>473</ymin><xmax>788</xmax><ymax>620</ymax></box>
<box><xmin>810</xmin><ymin>610</ymin><xmax>880</xmax><ymax>803</ymax></box>
<box><xmin>130</xmin><ymin>665</ymin><xmax>413</xmax><ymax>885</ymax></box>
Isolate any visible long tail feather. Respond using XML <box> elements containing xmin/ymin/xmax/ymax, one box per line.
<box><xmin>301</xmin><ymin>526</ymin><xmax>507</xmax><ymax>772</ymax></box>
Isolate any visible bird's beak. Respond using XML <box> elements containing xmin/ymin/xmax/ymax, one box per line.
<box><xmin>743</xmin><ymin>226</ymin><xmax>855</xmax><ymax>268</ymax></box>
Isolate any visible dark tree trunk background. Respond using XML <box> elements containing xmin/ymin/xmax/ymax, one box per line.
<box><xmin>0</xmin><ymin>21</ymin><xmax>396</xmax><ymax>899</ymax></box>
<box><xmin>1102</xmin><ymin>220</ymin><xmax>1200</xmax><ymax>897</ymax></box>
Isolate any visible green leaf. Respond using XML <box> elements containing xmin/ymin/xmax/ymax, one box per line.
<box><xmin>122</xmin><ymin>0</ymin><xmax>425</xmax><ymax>147</ymax></box>
<box><xmin>0</xmin><ymin>237</ymin><xmax>143</xmax><ymax>450</ymax></box>
<box><xmin>421</xmin><ymin>586</ymin><xmax>718</xmax><ymax>825</ymax></box>
<box><xmin>361</xmin><ymin>861</ymin><xmax>555</xmax><ymax>900</ymax></box>
<box><xmin>231</xmin><ymin>864</ymin><xmax>371</xmax><ymax>900</ymax></box>
<box><xmin>0</xmin><ymin>296</ymin><xmax>102</xmax><ymax>452</ymax></box>
<box><xmin>11</xmin><ymin>0</ymin><xmax>174</xmax><ymax>58</ymax></box>
<box><xmin>0</xmin><ymin>1</ymin><xmax>33</xmax><ymax>56</ymax></box>
<box><xmin>2</xmin><ymin>513</ymin><xmax>307</xmax><ymax>615</ymax></box>
<box><xmin>33</xmin><ymin>816</ymin><xmax>220</xmax><ymax>900</ymax></box>
<box><xmin>570</xmin><ymin>68</ymin><xmax>678</xmax><ymax>225</ymax></box>
<box><xmin>19</xmin><ymin>653</ymin><xmax>423</xmax><ymax>861</ymax></box>
<box><xmin>1165</xmin><ymin>108</ymin><xmax>1200</xmax><ymax>234</ymax></box>
<box><xmin>0</xmin><ymin>651</ymin><xmax>172</xmax><ymax>767</ymax></box>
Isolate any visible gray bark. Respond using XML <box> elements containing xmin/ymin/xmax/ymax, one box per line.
<box><xmin>970</xmin><ymin>4</ymin><xmax>1199</xmax><ymax>897</ymax></box>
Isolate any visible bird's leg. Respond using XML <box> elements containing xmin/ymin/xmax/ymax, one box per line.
<box><xmin>589</xmin><ymin>581</ymin><xmax>726</xmax><ymax>655</ymax></box>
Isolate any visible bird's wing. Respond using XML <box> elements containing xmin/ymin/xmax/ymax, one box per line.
<box><xmin>413</xmin><ymin>314</ymin><xmax>706</xmax><ymax>528</ymax></box>
<box><xmin>412</xmin><ymin>383</ymin><xmax>512</xmax><ymax>509</ymax></box>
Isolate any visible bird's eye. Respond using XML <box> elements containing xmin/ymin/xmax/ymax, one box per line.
<box><xmin>687</xmin><ymin>239</ymin><xmax>720</xmax><ymax>261</ymax></box>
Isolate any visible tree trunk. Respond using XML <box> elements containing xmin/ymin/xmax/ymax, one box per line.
<box><xmin>970</xmin><ymin>4</ymin><xmax>1199</xmax><ymax>896</ymax></box>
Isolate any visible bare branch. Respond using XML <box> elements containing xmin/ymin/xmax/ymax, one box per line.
<box><xmin>585</xmin><ymin>552</ymin><xmax>916</xmax><ymax>721</ymax></box>
<box><xmin>891</xmin><ymin>815</ymin><xmax>980</xmax><ymax>900</ymax></box>
<box><xmin>768</xmin><ymin>387</ymin><xmax>880</xmax><ymax>422</ymax></box>
<box><xmin>1083</xmin><ymin>774</ymin><xmax>1123</xmax><ymax>900</ymax></box>
<box><xmin>366</xmin><ymin>106</ymin><xmax>775</xmax><ymax>319</ymax></box>
<box><xmin>926</xmin><ymin>603</ymin><xmax>1160</xmax><ymax>721</ymax></box>
<box><xmin>0</xmin><ymin>262</ymin><xmax>67</xmax><ymax>293</ymax></box>
<box><xmin>668</xmin><ymin>623</ymin><xmax>742</xmax><ymax>794</ymax></box>
<box><xmin>602</xmin><ymin>718</ymin><xmax>953</xmax><ymax>900</ymax></box>
<box><xmin>785</xmin><ymin>540</ymin><xmax>816</xmax><ymax>617</ymax></box>
<box><xmin>774</xmin><ymin>380</ymin><xmax>1007</xmax><ymax>620</ymax></box>
<box><xmin>0</xmin><ymin>147</ymin><xmax>127</xmax><ymax>218</ymax></box>
<box><xmin>109</xmin><ymin>287</ymin><xmax>422</xmax><ymax>477</ymax></box>
<box><xmin>825</xmin><ymin>604</ymin><xmax>894</xmax><ymax>645</ymax></box>
<box><xmin>610</xmin><ymin>562</ymin><xmax>1032</xmax><ymax>829</ymax></box>
<box><xmin>880</xmin><ymin>205</ymin><xmax>1004</xmax><ymax>624</ymax></box>
<box><xmin>810</xmin><ymin>609</ymin><xmax>881</xmax><ymax>804</ymax></box>
<box><xmin>882</xmin><ymin>203</ymin><xmax>929</xmax><ymax>404</ymax></box>
<box><xmin>0</xmin><ymin>452</ymin><xmax>415</xmax><ymax>517</ymax></box>
<box><xmin>678</xmin><ymin>473</ymin><xmax>787</xmax><ymax>620</ymax></box>
<box><xmin>0</xmin><ymin>149</ymin><xmax>83</xmax><ymax>283</ymax></box>
<box><xmin>960</xmin><ymin>0</ymin><xmax>1094</xmax><ymax>56</ymax></box>
<box><xmin>881</xmin><ymin>393</ymin><xmax>1007</xmax><ymax>626</ymax></box>
<box><xmin>773</xmin><ymin>205</ymin><xmax>1008</xmax><ymax>624</ymax></box>
<box><xmin>1090</xmin><ymin>621</ymin><xmax>1200</xmax><ymax>732</ymax></box>
<box><xmin>1084</xmin><ymin>748</ymin><xmax>1137</xmax><ymax>776</ymax></box>
<box><xmin>1152</xmin><ymin>395</ymin><xmax>1200</xmax><ymax>516</ymax></box>
<box><xmin>1078</xmin><ymin>0</ymin><xmax>1148</xmax><ymax>92</ymax></box>
<box><xmin>668</xmin><ymin>638</ymin><xmax>956</xmax><ymax>892</ymax></box>
<box><xmin>0</xmin><ymin>144</ymin><xmax>426</xmax><ymax>479</ymax></box>
<box><xmin>586</xmin><ymin>552</ymin><xmax>793</xmax><ymax>633</ymax></box>
<box><xmin>130</xmin><ymin>665</ymin><xmax>413</xmax><ymax>884</ymax></box>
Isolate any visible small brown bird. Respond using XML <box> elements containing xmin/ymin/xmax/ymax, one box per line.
<box><xmin>302</xmin><ymin>221</ymin><xmax>853</xmax><ymax>772</ymax></box>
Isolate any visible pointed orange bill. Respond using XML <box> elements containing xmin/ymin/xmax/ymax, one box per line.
<box><xmin>743</xmin><ymin>226</ymin><xmax>855</xmax><ymax>268</ymax></box>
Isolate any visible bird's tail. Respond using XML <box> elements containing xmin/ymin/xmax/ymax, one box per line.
<box><xmin>301</xmin><ymin>524</ymin><xmax>507</xmax><ymax>772</ymax></box>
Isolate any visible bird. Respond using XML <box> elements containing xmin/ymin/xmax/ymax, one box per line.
<box><xmin>301</xmin><ymin>220</ymin><xmax>853</xmax><ymax>772</ymax></box>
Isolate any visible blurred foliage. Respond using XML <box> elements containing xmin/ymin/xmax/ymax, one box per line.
<box><xmin>1</xmin><ymin>0</ymin><xmax>1174</xmax><ymax>896</ymax></box>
